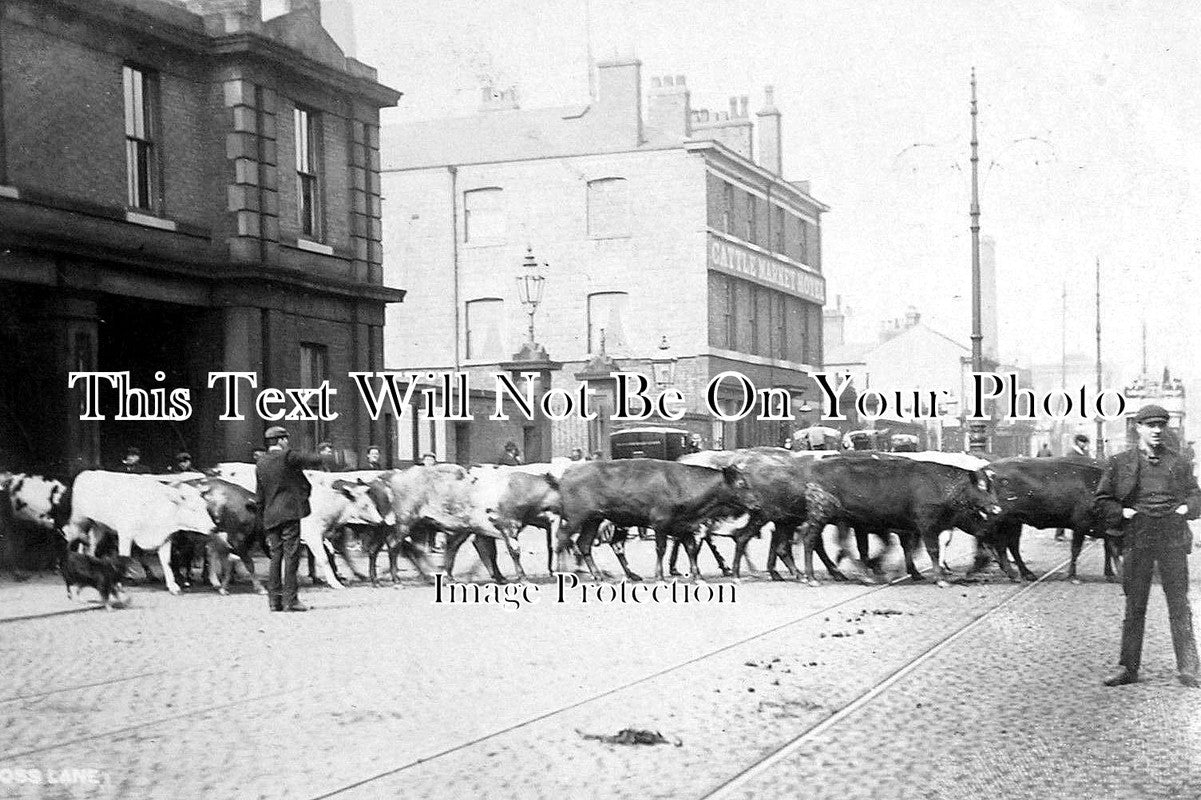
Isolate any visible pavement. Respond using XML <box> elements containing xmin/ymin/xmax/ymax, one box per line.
<box><xmin>0</xmin><ymin>530</ymin><xmax>1197</xmax><ymax>800</ymax></box>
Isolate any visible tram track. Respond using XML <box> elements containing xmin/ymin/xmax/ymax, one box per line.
<box><xmin>696</xmin><ymin>547</ymin><xmax>1084</xmax><ymax>800</ymax></box>
<box><xmin>306</xmin><ymin>568</ymin><xmax>953</xmax><ymax>800</ymax></box>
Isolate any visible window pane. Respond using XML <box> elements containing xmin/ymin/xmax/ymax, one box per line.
<box><xmin>466</xmin><ymin>299</ymin><xmax>505</xmax><ymax>359</ymax></box>
<box><xmin>464</xmin><ymin>188</ymin><xmax>505</xmax><ymax>242</ymax></box>
<box><xmin>587</xmin><ymin>178</ymin><xmax>629</xmax><ymax>237</ymax></box>
<box><xmin>294</xmin><ymin>108</ymin><xmax>309</xmax><ymax>172</ymax></box>
<box><xmin>123</xmin><ymin>67</ymin><xmax>137</xmax><ymax>136</ymax></box>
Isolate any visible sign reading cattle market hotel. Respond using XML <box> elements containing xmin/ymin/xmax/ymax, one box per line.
<box><xmin>381</xmin><ymin>67</ymin><xmax>830</xmax><ymax>463</ymax></box>
<box><xmin>708</xmin><ymin>236</ymin><xmax>825</xmax><ymax>306</ymax></box>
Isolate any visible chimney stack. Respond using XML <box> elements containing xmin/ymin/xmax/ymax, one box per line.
<box><xmin>286</xmin><ymin>0</ymin><xmax>320</xmax><ymax>22</ymax></box>
<box><xmin>595</xmin><ymin>58</ymin><xmax>643</xmax><ymax>145</ymax></box>
<box><xmin>756</xmin><ymin>85</ymin><xmax>782</xmax><ymax>176</ymax></box>
<box><xmin>184</xmin><ymin>0</ymin><xmax>262</xmax><ymax>32</ymax></box>
<box><xmin>646</xmin><ymin>74</ymin><xmax>690</xmax><ymax>139</ymax></box>
<box><xmin>691</xmin><ymin>91</ymin><xmax>753</xmax><ymax>160</ymax></box>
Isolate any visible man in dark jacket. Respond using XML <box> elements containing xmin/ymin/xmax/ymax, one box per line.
<box><xmin>256</xmin><ymin>426</ymin><xmax>325</xmax><ymax>612</ymax></box>
<box><xmin>1096</xmin><ymin>404</ymin><xmax>1201</xmax><ymax>687</ymax></box>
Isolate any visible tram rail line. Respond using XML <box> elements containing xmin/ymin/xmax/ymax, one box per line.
<box><xmin>306</xmin><ymin>568</ymin><xmax>949</xmax><ymax>800</ymax></box>
<box><xmin>696</xmin><ymin>547</ymin><xmax>1084</xmax><ymax>800</ymax></box>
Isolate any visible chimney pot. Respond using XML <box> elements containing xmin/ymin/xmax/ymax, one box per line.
<box><xmin>651</xmin><ymin>76</ymin><xmax>662</xmax><ymax>88</ymax></box>
<box><xmin>675</xmin><ymin>75</ymin><xmax>686</xmax><ymax>85</ymax></box>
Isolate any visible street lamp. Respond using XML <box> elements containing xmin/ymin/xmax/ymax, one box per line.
<box><xmin>515</xmin><ymin>245</ymin><xmax>546</xmax><ymax>347</ymax></box>
<box><xmin>650</xmin><ymin>335</ymin><xmax>677</xmax><ymax>388</ymax></box>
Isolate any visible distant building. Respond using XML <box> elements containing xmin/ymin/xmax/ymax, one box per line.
<box><xmin>823</xmin><ymin>306</ymin><xmax>1033</xmax><ymax>455</ymax></box>
<box><xmin>380</xmin><ymin>63</ymin><xmax>828</xmax><ymax>463</ymax></box>
<box><xmin>0</xmin><ymin>0</ymin><xmax>402</xmax><ymax>474</ymax></box>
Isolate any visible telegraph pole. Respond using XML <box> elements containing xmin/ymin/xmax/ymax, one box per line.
<box><xmin>1059</xmin><ymin>282</ymin><xmax>1066</xmax><ymax>453</ymax></box>
<box><xmin>968</xmin><ymin>68</ymin><xmax>989</xmax><ymax>454</ymax></box>
<box><xmin>1095</xmin><ymin>257</ymin><xmax>1104</xmax><ymax>459</ymax></box>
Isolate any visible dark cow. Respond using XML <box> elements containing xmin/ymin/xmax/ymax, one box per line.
<box><xmin>199</xmin><ymin>477</ymin><xmax>267</xmax><ymax>594</ymax></box>
<box><xmin>971</xmin><ymin>456</ymin><xmax>1115</xmax><ymax>583</ymax></box>
<box><xmin>679</xmin><ymin>448</ymin><xmax>851</xmax><ymax>582</ymax></box>
<box><xmin>555</xmin><ymin>459</ymin><xmax>760</xmax><ymax>582</ymax></box>
<box><xmin>61</xmin><ymin>549</ymin><xmax>127</xmax><ymax>609</ymax></box>
<box><xmin>796</xmin><ymin>454</ymin><xmax>1001</xmax><ymax>586</ymax></box>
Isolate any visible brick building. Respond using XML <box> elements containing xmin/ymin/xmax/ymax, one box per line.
<box><xmin>0</xmin><ymin>0</ymin><xmax>403</xmax><ymax>475</ymax></box>
<box><xmin>380</xmin><ymin>62</ymin><xmax>827</xmax><ymax>464</ymax></box>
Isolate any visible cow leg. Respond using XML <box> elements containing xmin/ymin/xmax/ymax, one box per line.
<box><xmin>768</xmin><ymin>523</ymin><xmax>807</xmax><ymax>578</ymax></box>
<box><xmin>919</xmin><ymin>529</ymin><xmax>951</xmax><ymax>587</ymax></box>
<box><xmin>895</xmin><ymin>532</ymin><xmax>924</xmax><ymax>581</ymax></box>
<box><xmin>609</xmin><ymin>527</ymin><xmax>642</xmax><ymax>582</ymax></box>
<box><xmin>1007</xmin><ymin>527</ymin><xmax>1036</xmax><ymax>582</ymax></box>
<box><xmin>853</xmin><ymin>526</ymin><xmax>883</xmax><ymax>582</ymax></box>
<box><xmin>340</xmin><ymin>527</ymin><xmax>369</xmax><ymax>581</ymax></box>
<box><xmin>157</xmin><ymin>540</ymin><xmax>182</xmax><ymax>595</ymax></box>
<box><xmin>577</xmin><ymin>520</ymin><xmax>608</xmax><ymax>581</ymax></box>
<box><xmin>668</xmin><ymin>538</ymin><xmax>683</xmax><ymax>577</ymax></box>
<box><xmin>236</xmin><ymin>542</ymin><xmax>265</xmax><ymax>594</ymax></box>
<box><xmin>705</xmin><ymin>538</ymin><xmax>733</xmax><ymax>576</ymax></box>
<box><xmin>812</xmin><ymin>534</ymin><xmax>848</xmax><ymax>582</ymax></box>
<box><xmin>502</xmin><ymin>527</ymin><xmax>527</xmax><ymax>582</ymax></box>
<box><xmin>300</xmin><ymin>523</ymin><xmax>343</xmax><ymax>589</ymax></box>
<box><xmin>364</xmin><ymin>529</ymin><xmax>383</xmax><ymax>587</ymax></box>
<box><xmin>438</xmin><ymin>532</ymin><xmax>464</xmax><ymax>579</ymax></box>
<box><xmin>1068</xmin><ymin>529</ymin><xmax>1086</xmax><ymax>583</ymax></box>
<box><xmin>731</xmin><ymin>523</ymin><xmax>760</xmax><ymax>580</ymax></box>
<box><xmin>654</xmin><ymin>528</ymin><xmax>670</xmax><ymax>582</ymax></box>
<box><xmin>678</xmin><ymin>531</ymin><xmax>704</xmax><ymax>583</ymax></box>
<box><xmin>472</xmin><ymin>536</ymin><xmax>507</xmax><ymax>584</ymax></box>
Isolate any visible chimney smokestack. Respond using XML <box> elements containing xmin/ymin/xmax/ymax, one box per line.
<box><xmin>647</xmin><ymin>73</ymin><xmax>690</xmax><ymax>139</ymax></box>
<box><xmin>286</xmin><ymin>0</ymin><xmax>320</xmax><ymax>22</ymax></box>
<box><xmin>756</xmin><ymin>84</ymin><xmax>782</xmax><ymax>176</ymax></box>
<box><xmin>595</xmin><ymin>58</ymin><xmax>643</xmax><ymax>145</ymax></box>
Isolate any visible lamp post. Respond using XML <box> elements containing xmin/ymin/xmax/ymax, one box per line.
<box><xmin>650</xmin><ymin>335</ymin><xmax>677</xmax><ymax>388</ymax></box>
<box><xmin>515</xmin><ymin>246</ymin><xmax>547</xmax><ymax>356</ymax></box>
<box><xmin>500</xmin><ymin>245</ymin><xmax>561</xmax><ymax>461</ymax></box>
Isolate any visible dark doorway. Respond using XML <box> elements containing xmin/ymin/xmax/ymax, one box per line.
<box><xmin>96</xmin><ymin>296</ymin><xmax>209</xmax><ymax>472</ymax></box>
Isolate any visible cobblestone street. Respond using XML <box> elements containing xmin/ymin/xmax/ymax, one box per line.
<box><xmin>1</xmin><ymin>531</ymin><xmax>1197</xmax><ymax>800</ymax></box>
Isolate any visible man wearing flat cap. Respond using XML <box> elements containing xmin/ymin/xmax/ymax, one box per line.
<box><xmin>1096</xmin><ymin>404</ymin><xmax>1201</xmax><ymax>687</ymax></box>
<box><xmin>256</xmin><ymin>426</ymin><xmax>325</xmax><ymax>612</ymax></box>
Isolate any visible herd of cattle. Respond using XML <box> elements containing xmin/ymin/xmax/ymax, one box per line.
<box><xmin>0</xmin><ymin>447</ymin><xmax>1125</xmax><ymax>606</ymax></box>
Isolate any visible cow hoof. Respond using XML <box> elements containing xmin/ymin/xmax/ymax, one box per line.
<box><xmin>829</xmin><ymin>571</ymin><xmax>849</xmax><ymax>583</ymax></box>
<box><xmin>935</xmin><ymin>579</ymin><xmax>950</xmax><ymax>589</ymax></box>
<box><xmin>769</xmin><ymin>572</ymin><xmax>785</xmax><ymax>582</ymax></box>
<box><xmin>668</xmin><ymin>571</ymin><xmax>683</xmax><ymax>578</ymax></box>
<box><xmin>217</xmin><ymin>588</ymin><xmax>229</xmax><ymax>596</ymax></box>
<box><xmin>1022</xmin><ymin>573</ymin><xmax>1037</xmax><ymax>582</ymax></box>
<box><xmin>909</xmin><ymin>573</ymin><xmax>926</xmax><ymax>582</ymax></box>
<box><xmin>253</xmin><ymin>586</ymin><xmax>266</xmax><ymax>595</ymax></box>
<box><xmin>859</xmin><ymin>575</ymin><xmax>879</xmax><ymax>585</ymax></box>
<box><xmin>626</xmin><ymin>573</ymin><xmax>643</xmax><ymax>583</ymax></box>
<box><xmin>1071</xmin><ymin>578</ymin><xmax>1082</xmax><ymax>586</ymax></box>
<box><xmin>719</xmin><ymin>567</ymin><xmax>733</xmax><ymax>577</ymax></box>
<box><xmin>168</xmin><ymin>586</ymin><xmax>182</xmax><ymax>596</ymax></box>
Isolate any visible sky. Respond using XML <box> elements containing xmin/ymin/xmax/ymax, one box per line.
<box><xmin>336</xmin><ymin>0</ymin><xmax>1200</xmax><ymax>425</ymax></box>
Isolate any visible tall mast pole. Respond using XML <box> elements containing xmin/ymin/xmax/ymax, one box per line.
<box><xmin>1095</xmin><ymin>257</ymin><xmax>1104</xmax><ymax>458</ymax></box>
<box><xmin>968</xmin><ymin>68</ymin><xmax>988</xmax><ymax>453</ymax></box>
<box><xmin>1060</xmin><ymin>282</ymin><xmax>1066</xmax><ymax>453</ymax></box>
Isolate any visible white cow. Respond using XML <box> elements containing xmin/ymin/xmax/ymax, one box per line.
<box><xmin>62</xmin><ymin>471</ymin><xmax>215</xmax><ymax>595</ymax></box>
<box><xmin>299</xmin><ymin>479</ymin><xmax>385</xmax><ymax>589</ymax></box>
